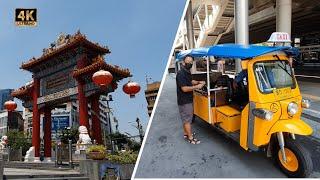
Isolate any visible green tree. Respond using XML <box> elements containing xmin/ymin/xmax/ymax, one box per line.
<box><xmin>59</xmin><ymin>126</ymin><xmax>79</xmax><ymax>144</ymax></box>
<box><xmin>6</xmin><ymin>130</ymin><xmax>31</xmax><ymax>153</ymax></box>
<box><xmin>127</xmin><ymin>139</ymin><xmax>141</xmax><ymax>152</ymax></box>
<box><xmin>109</xmin><ymin>132</ymin><xmax>141</xmax><ymax>152</ymax></box>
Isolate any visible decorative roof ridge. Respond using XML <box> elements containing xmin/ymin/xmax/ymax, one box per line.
<box><xmin>21</xmin><ymin>30</ymin><xmax>110</xmax><ymax>70</ymax></box>
<box><xmin>73</xmin><ymin>56</ymin><xmax>131</xmax><ymax>78</ymax></box>
<box><xmin>11</xmin><ymin>82</ymin><xmax>34</xmax><ymax>97</ymax></box>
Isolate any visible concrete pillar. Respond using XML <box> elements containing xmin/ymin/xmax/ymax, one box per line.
<box><xmin>186</xmin><ymin>0</ymin><xmax>197</xmax><ymax>73</ymax></box>
<box><xmin>186</xmin><ymin>1</ymin><xmax>195</xmax><ymax>49</ymax></box>
<box><xmin>91</xmin><ymin>95</ymin><xmax>102</xmax><ymax>144</ymax></box>
<box><xmin>32</xmin><ymin>78</ymin><xmax>41</xmax><ymax>161</ymax></box>
<box><xmin>43</xmin><ymin>108</ymin><xmax>52</xmax><ymax>161</ymax></box>
<box><xmin>76</xmin><ymin>57</ymin><xmax>89</xmax><ymax>130</ymax></box>
<box><xmin>234</xmin><ymin>0</ymin><xmax>249</xmax><ymax>73</ymax></box>
<box><xmin>276</xmin><ymin>0</ymin><xmax>292</xmax><ymax>35</ymax></box>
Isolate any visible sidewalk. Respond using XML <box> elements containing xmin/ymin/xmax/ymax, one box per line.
<box><xmin>4</xmin><ymin>168</ymin><xmax>80</xmax><ymax>176</ymax></box>
<box><xmin>3</xmin><ymin>167</ymin><xmax>89</xmax><ymax>179</ymax></box>
<box><xmin>299</xmin><ymin>80</ymin><xmax>320</xmax><ymax>139</ymax></box>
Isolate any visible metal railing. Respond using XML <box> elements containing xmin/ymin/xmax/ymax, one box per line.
<box><xmin>0</xmin><ymin>142</ymin><xmax>97</xmax><ymax>168</ymax></box>
<box><xmin>55</xmin><ymin>142</ymin><xmax>95</xmax><ymax>167</ymax></box>
<box><xmin>0</xmin><ymin>147</ymin><xmax>23</xmax><ymax>162</ymax></box>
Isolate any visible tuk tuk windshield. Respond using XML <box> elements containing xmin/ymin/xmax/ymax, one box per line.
<box><xmin>254</xmin><ymin>60</ymin><xmax>295</xmax><ymax>93</ymax></box>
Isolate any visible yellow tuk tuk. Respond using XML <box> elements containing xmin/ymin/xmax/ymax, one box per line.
<box><xmin>176</xmin><ymin>44</ymin><xmax>313</xmax><ymax>177</ymax></box>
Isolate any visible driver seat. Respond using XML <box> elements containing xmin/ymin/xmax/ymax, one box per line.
<box><xmin>231</xmin><ymin>79</ymin><xmax>249</xmax><ymax>110</ymax></box>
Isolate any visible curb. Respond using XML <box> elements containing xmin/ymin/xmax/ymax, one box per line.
<box><xmin>302</xmin><ymin>109</ymin><xmax>320</xmax><ymax>122</ymax></box>
<box><xmin>301</xmin><ymin>109</ymin><xmax>320</xmax><ymax>142</ymax></box>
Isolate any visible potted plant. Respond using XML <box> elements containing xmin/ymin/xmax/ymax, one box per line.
<box><xmin>105</xmin><ymin>150</ymin><xmax>138</xmax><ymax>164</ymax></box>
<box><xmin>105</xmin><ymin>151</ymin><xmax>138</xmax><ymax>179</ymax></box>
<box><xmin>86</xmin><ymin>145</ymin><xmax>106</xmax><ymax>160</ymax></box>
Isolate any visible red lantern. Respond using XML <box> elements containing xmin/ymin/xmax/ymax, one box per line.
<box><xmin>92</xmin><ymin>70</ymin><xmax>113</xmax><ymax>87</ymax></box>
<box><xmin>4</xmin><ymin>100</ymin><xmax>17</xmax><ymax>111</ymax></box>
<box><xmin>123</xmin><ymin>81</ymin><xmax>141</xmax><ymax>98</ymax></box>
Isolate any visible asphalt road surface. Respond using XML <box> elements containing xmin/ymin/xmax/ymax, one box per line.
<box><xmin>135</xmin><ymin>73</ymin><xmax>320</xmax><ymax>178</ymax></box>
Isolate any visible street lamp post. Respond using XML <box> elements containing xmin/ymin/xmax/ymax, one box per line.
<box><xmin>105</xmin><ymin>94</ymin><xmax>113</xmax><ymax>135</ymax></box>
<box><xmin>101</xmin><ymin>94</ymin><xmax>113</xmax><ymax>149</ymax></box>
<box><xmin>114</xmin><ymin>117</ymin><xmax>119</xmax><ymax>133</ymax></box>
<box><xmin>128</xmin><ymin>118</ymin><xmax>144</xmax><ymax>144</ymax></box>
<box><xmin>103</xmin><ymin>125</ymin><xmax>107</xmax><ymax>146</ymax></box>
<box><xmin>133</xmin><ymin>118</ymin><xmax>144</xmax><ymax>144</ymax></box>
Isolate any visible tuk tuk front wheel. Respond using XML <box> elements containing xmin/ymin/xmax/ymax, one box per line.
<box><xmin>272</xmin><ymin>138</ymin><xmax>313</xmax><ymax>177</ymax></box>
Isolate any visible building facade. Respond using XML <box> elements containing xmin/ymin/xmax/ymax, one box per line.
<box><xmin>0</xmin><ymin>89</ymin><xmax>13</xmax><ymax>110</ymax></box>
<box><xmin>0</xmin><ymin>110</ymin><xmax>24</xmax><ymax>136</ymax></box>
<box><xmin>144</xmin><ymin>81</ymin><xmax>161</xmax><ymax>116</ymax></box>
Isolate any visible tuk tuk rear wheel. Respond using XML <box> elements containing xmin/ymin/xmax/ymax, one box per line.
<box><xmin>272</xmin><ymin>138</ymin><xmax>313</xmax><ymax>177</ymax></box>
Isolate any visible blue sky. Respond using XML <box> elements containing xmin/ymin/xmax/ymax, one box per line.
<box><xmin>0</xmin><ymin>0</ymin><xmax>186</xmax><ymax>136</ymax></box>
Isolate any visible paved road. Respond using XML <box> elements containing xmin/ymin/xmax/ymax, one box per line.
<box><xmin>299</xmin><ymin>80</ymin><xmax>320</xmax><ymax>111</ymax></box>
<box><xmin>135</xmin><ymin>73</ymin><xmax>320</xmax><ymax>178</ymax></box>
<box><xmin>299</xmin><ymin>80</ymin><xmax>320</xmax><ymax>139</ymax></box>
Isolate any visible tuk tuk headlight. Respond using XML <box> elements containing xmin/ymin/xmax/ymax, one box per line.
<box><xmin>252</xmin><ymin>108</ymin><xmax>273</xmax><ymax>121</ymax></box>
<box><xmin>287</xmin><ymin>102</ymin><xmax>298</xmax><ymax>116</ymax></box>
<box><xmin>301</xmin><ymin>99</ymin><xmax>310</xmax><ymax>108</ymax></box>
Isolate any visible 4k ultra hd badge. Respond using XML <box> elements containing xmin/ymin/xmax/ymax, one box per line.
<box><xmin>15</xmin><ymin>8</ymin><xmax>37</xmax><ymax>27</ymax></box>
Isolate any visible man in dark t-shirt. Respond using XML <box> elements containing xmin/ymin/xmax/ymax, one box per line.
<box><xmin>176</xmin><ymin>55</ymin><xmax>205</xmax><ymax>144</ymax></box>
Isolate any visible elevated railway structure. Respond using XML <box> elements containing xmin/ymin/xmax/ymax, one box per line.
<box><xmin>175</xmin><ymin>0</ymin><xmax>320</xmax><ymax>77</ymax></box>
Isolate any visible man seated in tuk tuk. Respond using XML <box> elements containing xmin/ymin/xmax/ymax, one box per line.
<box><xmin>232</xmin><ymin>63</ymin><xmax>277</xmax><ymax>106</ymax></box>
<box><xmin>176</xmin><ymin>55</ymin><xmax>205</xmax><ymax>145</ymax></box>
<box><xmin>231</xmin><ymin>69</ymin><xmax>249</xmax><ymax>109</ymax></box>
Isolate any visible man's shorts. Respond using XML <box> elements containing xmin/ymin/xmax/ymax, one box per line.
<box><xmin>178</xmin><ymin>103</ymin><xmax>193</xmax><ymax>123</ymax></box>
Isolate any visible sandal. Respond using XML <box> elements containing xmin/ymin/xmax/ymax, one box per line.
<box><xmin>187</xmin><ymin>137</ymin><xmax>200</xmax><ymax>144</ymax></box>
<box><xmin>183</xmin><ymin>132</ymin><xmax>196</xmax><ymax>139</ymax></box>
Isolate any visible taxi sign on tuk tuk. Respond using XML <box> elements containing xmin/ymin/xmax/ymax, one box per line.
<box><xmin>267</xmin><ymin>32</ymin><xmax>291</xmax><ymax>43</ymax></box>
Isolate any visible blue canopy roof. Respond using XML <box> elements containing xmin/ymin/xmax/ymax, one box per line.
<box><xmin>176</xmin><ymin>44</ymin><xmax>297</xmax><ymax>61</ymax></box>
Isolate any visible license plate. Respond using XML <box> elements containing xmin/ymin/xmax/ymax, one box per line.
<box><xmin>273</xmin><ymin>87</ymin><xmax>291</xmax><ymax>100</ymax></box>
